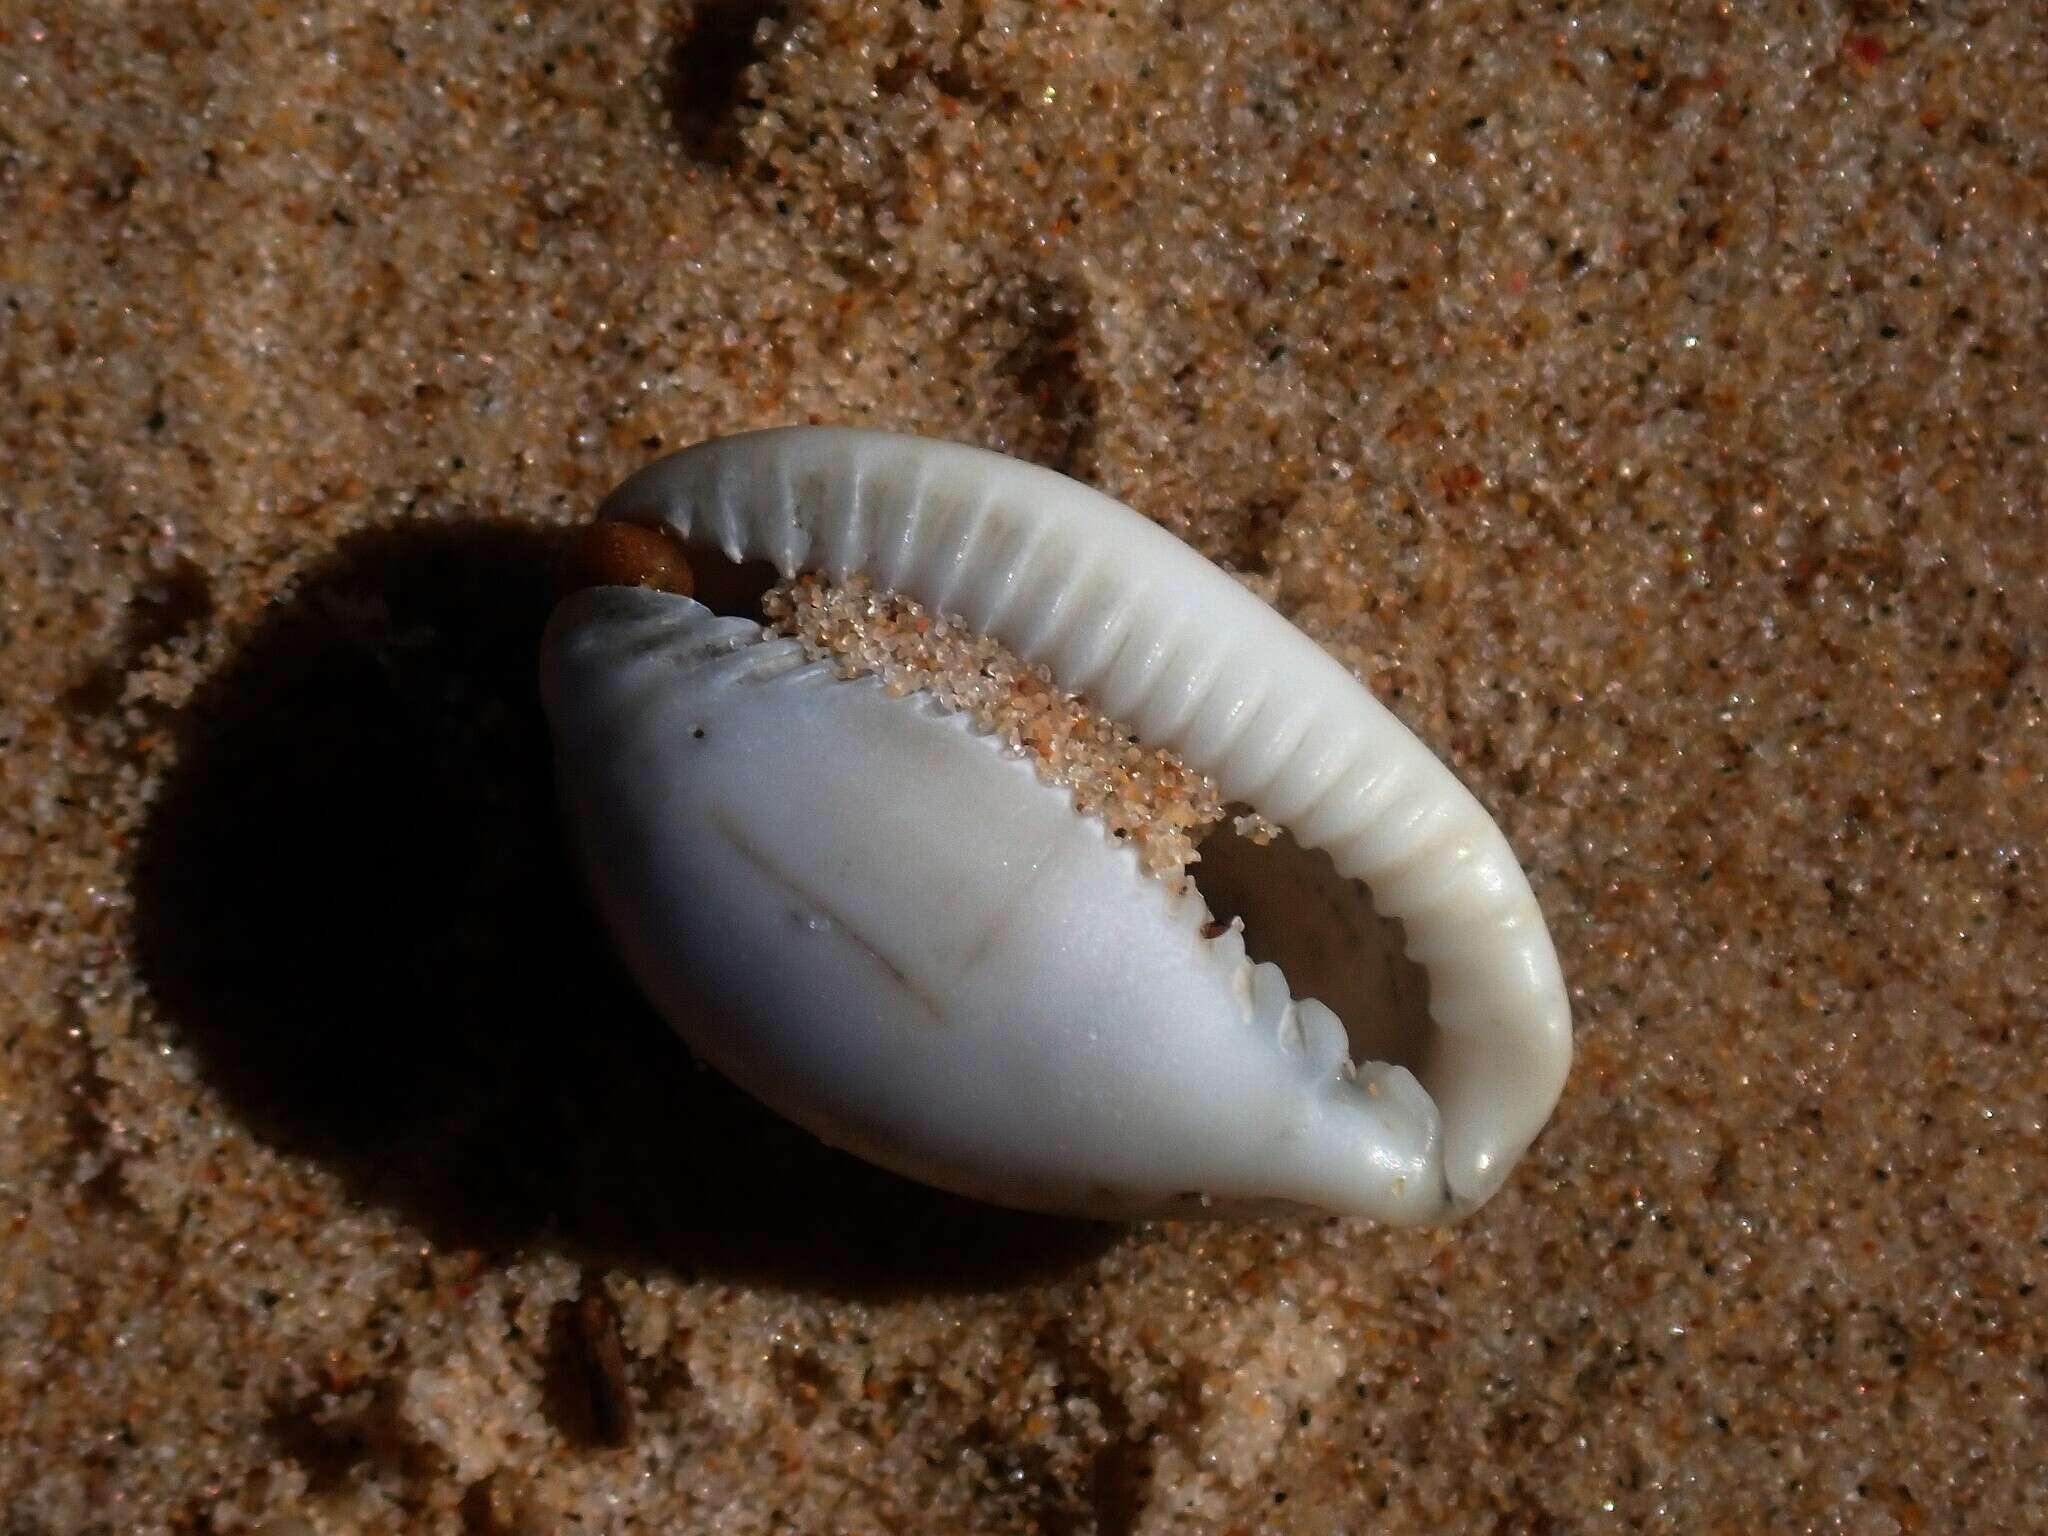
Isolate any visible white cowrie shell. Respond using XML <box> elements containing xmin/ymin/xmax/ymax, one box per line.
<box><xmin>541</xmin><ymin>427</ymin><xmax>1571</xmax><ymax>1222</ymax></box>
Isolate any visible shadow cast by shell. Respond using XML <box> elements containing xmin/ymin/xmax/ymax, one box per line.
<box><xmin>130</xmin><ymin>518</ymin><xmax>1112</xmax><ymax>1300</ymax></box>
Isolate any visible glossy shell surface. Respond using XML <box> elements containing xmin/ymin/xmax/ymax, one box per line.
<box><xmin>541</xmin><ymin>428</ymin><xmax>1571</xmax><ymax>1221</ymax></box>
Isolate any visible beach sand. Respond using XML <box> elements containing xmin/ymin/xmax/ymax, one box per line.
<box><xmin>2</xmin><ymin>2</ymin><xmax>2043</xmax><ymax>1531</ymax></box>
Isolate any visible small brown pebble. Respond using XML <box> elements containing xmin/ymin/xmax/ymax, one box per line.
<box><xmin>561</xmin><ymin>521</ymin><xmax>695</xmax><ymax>598</ymax></box>
<box><xmin>574</xmin><ymin>1285</ymin><xmax>635</xmax><ymax>1449</ymax></box>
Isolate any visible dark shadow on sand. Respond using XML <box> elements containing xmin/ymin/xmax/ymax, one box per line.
<box><xmin>130</xmin><ymin>519</ymin><xmax>1111</xmax><ymax>1300</ymax></box>
<box><xmin>661</xmin><ymin>0</ymin><xmax>787</xmax><ymax>167</ymax></box>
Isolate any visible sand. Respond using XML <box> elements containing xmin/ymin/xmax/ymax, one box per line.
<box><xmin>2</xmin><ymin>1</ymin><xmax>2043</xmax><ymax>1532</ymax></box>
<box><xmin>762</xmin><ymin>571</ymin><xmax>1239</xmax><ymax>881</ymax></box>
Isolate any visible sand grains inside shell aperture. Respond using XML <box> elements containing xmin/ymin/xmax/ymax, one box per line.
<box><xmin>762</xmin><ymin>570</ymin><xmax>1251</xmax><ymax>883</ymax></box>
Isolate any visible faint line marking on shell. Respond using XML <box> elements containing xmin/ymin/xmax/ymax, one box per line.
<box><xmin>948</xmin><ymin>838</ymin><xmax>1058</xmax><ymax>978</ymax></box>
<box><xmin>711</xmin><ymin>808</ymin><xmax>951</xmax><ymax>1028</ymax></box>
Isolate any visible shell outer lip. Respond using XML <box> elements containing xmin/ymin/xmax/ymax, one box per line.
<box><xmin>586</xmin><ymin>426</ymin><xmax>1574</xmax><ymax>1218</ymax></box>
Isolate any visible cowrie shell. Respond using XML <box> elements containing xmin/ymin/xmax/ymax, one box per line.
<box><xmin>542</xmin><ymin>428</ymin><xmax>1570</xmax><ymax>1221</ymax></box>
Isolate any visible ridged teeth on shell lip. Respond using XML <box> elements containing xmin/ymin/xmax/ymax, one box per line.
<box><xmin>563</xmin><ymin>593</ymin><xmax>829</xmax><ymax>694</ymax></box>
<box><xmin>1203</xmin><ymin>921</ymin><xmax>1332</xmax><ymax>1077</ymax></box>
<box><xmin>1201</xmin><ymin>913</ymin><xmax>1248</xmax><ymax>967</ymax></box>
<box><xmin>682</xmin><ymin>637</ymin><xmax>811</xmax><ymax>690</ymax></box>
<box><xmin>1294</xmin><ymin>997</ymin><xmax>1352</xmax><ymax>1080</ymax></box>
<box><xmin>1262</xmin><ymin>982</ymin><xmax>1357</xmax><ymax>1084</ymax></box>
<box><xmin>1250</xmin><ymin>960</ymin><xmax>1291</xmax><ymax>1036</ymax></box>
<box><xmin>1354</xmin><ymin>1061</ymin><xmax>1438</xmax><ymax>1131</ymax></box>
